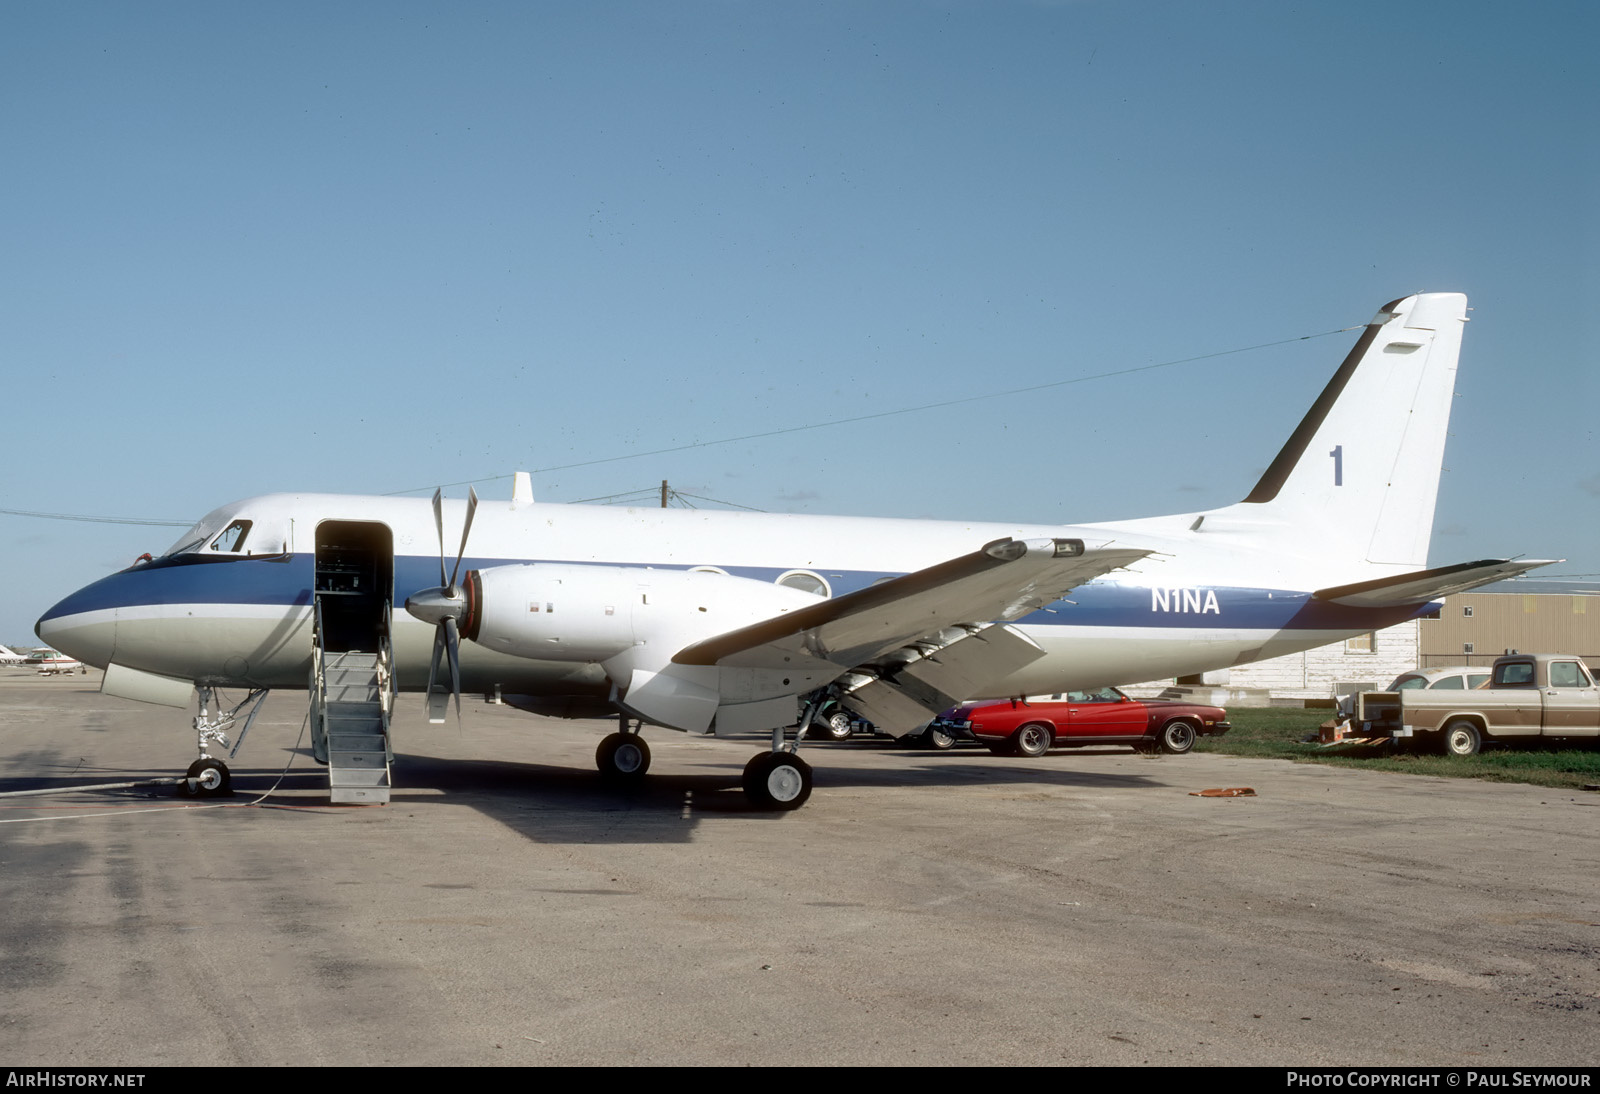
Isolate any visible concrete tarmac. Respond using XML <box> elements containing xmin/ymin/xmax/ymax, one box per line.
<box><xmin>2</xmin><ymin>669</ymin><xmax>1597</xmax><ymax>1067</ymax></box>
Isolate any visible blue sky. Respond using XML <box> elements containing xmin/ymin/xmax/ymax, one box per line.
<box><xmin>2</xmin><ymin>0</ymin><xmax>1595</xmax><ymax>641</ymax></box>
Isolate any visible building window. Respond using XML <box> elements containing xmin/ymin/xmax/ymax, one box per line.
<box><xmin>1464</xmin><ymin>642</ymin><xmax>1475</xmax><ymax>654</ymax></box>
<box><xmin>1463</xmin><ymin>605</ymin><xmax>1473</xmax><ymax>617</ymax></box>
<box><xmin>1345</xmin><ymin>633</ymin><xmax>1374</xmax><ymax>654</ymax></box>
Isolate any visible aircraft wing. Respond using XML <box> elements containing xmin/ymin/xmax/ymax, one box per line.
<box><xmin>1312</xmin><ymin>558</ymin><xmax>1562</xmax><ymax>608</ymax></box>
<box><xmin>675</xmin><ymin>537</ymin><xmax>1151</xmax><ymax>672</ymax></box>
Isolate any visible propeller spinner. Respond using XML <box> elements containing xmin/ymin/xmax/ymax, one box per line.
<box><xmin>404</xmin><ymin>486</ymin><xmax>478</xmax><ymax>724</ymax></box>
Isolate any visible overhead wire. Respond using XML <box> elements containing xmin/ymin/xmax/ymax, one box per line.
<box><xmin>380</xmin><ymin>323</ymin><xmax>1362</xmax><ymax>497</ymax></box>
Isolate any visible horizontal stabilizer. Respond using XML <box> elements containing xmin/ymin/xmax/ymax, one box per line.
<box><xmin>1312</xmin><ymin>558</ymin><xmax>1562</xmax><ymax>608</ymax></box>
<box><xmin>674</xmin><ymin>538</ymin><xmax>1150</xmax><ymax>670</ymax></box>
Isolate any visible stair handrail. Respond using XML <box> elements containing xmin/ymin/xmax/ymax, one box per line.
<box><xmin>309</xmin><ymin>594</ymin><xmax>329</xmax><ymax>763</ymax></box>
<box><xmin>376</xmin><ymin>599</ymin><xmax>395</xmax><ymax>721</ymax></box>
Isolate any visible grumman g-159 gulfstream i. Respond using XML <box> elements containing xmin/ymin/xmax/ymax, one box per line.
<box><xmin>36</xmin><ymin>293</ymin><xmax>1555</xmax><ymax>808</ymax></box>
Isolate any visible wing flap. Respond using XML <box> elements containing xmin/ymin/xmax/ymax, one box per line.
<box><xmin>838</xmin><ymin>623</ymin><xmax>1044</xmax><ymax>736</ymax></box>
<box><xmin>673</xmin><ymin>538</ymin><xmax>1151</xmax><ymax>670</ymax></box>
<box><xmin>1313</xmin><ymin>558</ymin><xmax>1562</xmax><ymax>608</ymax></box>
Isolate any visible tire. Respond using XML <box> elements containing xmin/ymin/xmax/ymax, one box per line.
<box><xmin>596</xmin><ymin>733</ymin><xmax>652</xmax><ymax>779</ymax></box>
<box><xmin>925</xmin><ymin>725</ymin><xmax>957</xmax><ymax>751</ymax></box>
<box><xmin>821</xmin><ymin>711</ymin><xmax>853</xmax><ymax>741</ymax></box>
<box><xmin>742</xmin><ymin>752</ymin><xmax>813</xmax><ymax>810</ymax></box>
<box><xmin>1442</xmin><ymin>719</ymin><xmax>1482</xmax><ymax>757</ymax></box>
<box><xmin>1011</xmin><ymin>722</ymin><xmax>1053</xmax><ymax>758</ymax></box>
<box><xmin>1158</xmin><ymin>719</ymin><xmax>1198</xmax><ymax>755</ymax></box>
<box><xmin>182</xmin><ymin>758</ymin><xmax>231</xmax><ymax>798</ymax></box>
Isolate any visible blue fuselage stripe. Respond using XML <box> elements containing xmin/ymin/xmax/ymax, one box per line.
<box><xmin>39</xmin><ymin>553</ymin><xmax>1438</xmax><ymax>633</ymax></box>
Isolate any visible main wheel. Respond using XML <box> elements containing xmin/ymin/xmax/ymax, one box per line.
<box><xmin>1011</xmin><ymin>722</ymin><xmax>1053</xmax><ymax>758</ymax></box>
<box><xmin>1158</xmin><ymin>719</ymin><xmax>1198</xmax><ymax>755</ymax></box>
<box><xmin>596</xmin><ymin>733</ymin><xmax>652</xmax><ymax>779</ymax></box>
<box><xmin>742</xmin><ymin>752</ymin><xmax>813</xmax><ymax>810</ymax></box>
<box><xmin>925</xmin><ymin>724</ymin><xmax>957</xmax><ymax>751</ymax></box>
<box><xmin>182</xmin><ymin>758</ymin><xmax>231</xmax><ymax>798</ymax></box>
<box><xmin>1442</xmin><ymin>720</ymin><xmax>1482</xmax><ymax>757</ymax></box>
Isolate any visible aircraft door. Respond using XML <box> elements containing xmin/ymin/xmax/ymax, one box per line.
<box><xmin>314</xmin><ymin>521</ymin><xmax>395</xmax><ymax>653</ymax></box>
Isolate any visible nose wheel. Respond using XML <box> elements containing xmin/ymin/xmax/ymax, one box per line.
<box><xmin>181</xmin><ymin>758</ymin><xmax>232</xmax><ymax>798</ymax></box>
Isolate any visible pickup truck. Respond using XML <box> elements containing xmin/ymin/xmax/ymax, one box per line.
<box><xmin>1352</xmin><ymin>653</ymin><xmax>1599</xmax><ymax>756</ymax></box>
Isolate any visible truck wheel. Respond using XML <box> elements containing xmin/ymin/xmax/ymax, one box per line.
<box><xmin>1443</xmin><ymin>720</ymin><xmax>1482</xmax><ymax>757</ymax></box>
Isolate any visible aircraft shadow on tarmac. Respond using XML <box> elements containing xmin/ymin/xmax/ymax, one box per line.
<box><xmin>0</xmin><ymin>741</ymin><xmax>1167</xmax><ymax>846</ymax></box>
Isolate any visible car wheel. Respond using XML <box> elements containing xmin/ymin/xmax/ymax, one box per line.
<box><xmin>1442</xmin><ymin>719</ymin><xmax>1482</xmax><ymax>757</ymax></box>
<box><xmin>1011</xmin><ymin>722</ymin><xmax>1053</xmax><ymax>758</ymax></box>
<box><xmin>1158</xmin><ymin>719</ymin><xmax>1197</xmax><ymax>755</ymax></box>
<box><xmin>821</xmin><ymin>712</ymin><xmax>853</xmax><ymax>741</ymax></box>
<box><xmin>925</xmin><ymin>724</ymin><xmax>957</xmax><ymax>751</ymax></box>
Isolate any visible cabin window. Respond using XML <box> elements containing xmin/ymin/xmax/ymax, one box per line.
<box><xmin>776</xmin><ymin>570</ymin><xmax>831</xmax><ymax>598</ymax></box>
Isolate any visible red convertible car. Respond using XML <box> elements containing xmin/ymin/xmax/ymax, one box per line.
<box><xmin>947</xmin><ymin>687</ymin><xmax>1230</xmax><ymax>756</ymax></box>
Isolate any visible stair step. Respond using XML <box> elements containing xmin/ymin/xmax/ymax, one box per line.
<box><xmin>330</xmin><ymin>786</ymin><xmax>389</xmax><ymax>804</ymax></box>
<box><xmin>329</xmin><ymin>765</ymin><xmax>390</xmax><ymax>786</ymax></box>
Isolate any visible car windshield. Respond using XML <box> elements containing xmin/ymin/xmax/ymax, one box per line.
<box><xmin>1391</xmin><ymin>675</ymin><xmax>1428</xmax><ymax>690</ymax></box>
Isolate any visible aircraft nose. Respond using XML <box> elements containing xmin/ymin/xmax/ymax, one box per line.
<box><xmin>36</xmin><ymin>576</ymin><xmax>121</xmax><ymax>670</ymax></box>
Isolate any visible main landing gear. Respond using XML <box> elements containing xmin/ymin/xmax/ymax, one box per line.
<box><xmin>178</xmin><ymin>687</ymin><xmax>268</xmax><ymax>799</ymax></box>
<box><xmin>742</xmin><ymin>750</ymin><xmax>812</xmax><ymax>810</ymax></box>
<box><xmin>596</xmin><ymin>716</ymin><xmax>652</xmax><ymax>780</ymax></box>
<box><xmin>597</xmin><ymin>708</ymin><xmax>821</xmax><ymax>810</ymax></box>
<box><xmin>740</xmin><ymin>699</ymin><xmax>825</xmax><ymax>811</ymax></box>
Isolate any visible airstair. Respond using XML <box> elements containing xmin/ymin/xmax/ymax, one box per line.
<box><xmin>310</xmin><ymin>599</ymin><xmax>396</xmax><ymax>804</ymax></box>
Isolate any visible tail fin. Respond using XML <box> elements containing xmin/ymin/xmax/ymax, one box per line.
<box><xmin>1231</xmin><ymin>292</ymin><xmax>1468</xmax><ymax>569</ymax></box>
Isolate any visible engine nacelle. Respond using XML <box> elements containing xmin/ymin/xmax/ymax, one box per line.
<box><xmin>462</xmin><ymin>562</ymin><xmax>824</xmax><ymax>666</ymax></box>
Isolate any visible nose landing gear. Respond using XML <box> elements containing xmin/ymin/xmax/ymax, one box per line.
<box><xmin>177</xmin><ymin>687</ymin><xmax>267</xmax><ymax>799</ymax></box>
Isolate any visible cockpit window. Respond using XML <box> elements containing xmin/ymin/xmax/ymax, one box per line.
<box><xmin>209</xmin><ymin>520</ymin><xmax>252</xmax><ymax>553</ymax></box>
<box><xmin>163</xmin><ymin>531</ymin><xmax>209</xmax><ymax>557</ymax></box>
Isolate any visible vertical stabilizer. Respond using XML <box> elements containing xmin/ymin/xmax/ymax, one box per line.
<box><xmin>1237</xmin><ymin>292</ymin><xmax>1467</xmax><ymax>569</ymax></box>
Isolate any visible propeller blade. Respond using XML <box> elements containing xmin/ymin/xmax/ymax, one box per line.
<box><xmin>449</xmin><ymin>486</ymin><xmax>478</xmax><ymax>592</ymax></box>
<box><xmin>431</xmin><ymin>488</ymin><xmax>447</xmax><ymax>590</ymax></box>
<box><xmin>425</xmin><ymin>622</ymin><xmax>448</xmax><ymax>724</ymax></box>
<box><xmin>443</xmin><ymin>615</ymin><xmax>463</xmax><ymax>722</ymax></box>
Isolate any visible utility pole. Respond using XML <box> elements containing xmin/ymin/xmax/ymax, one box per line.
<box><xmin>661</xmin><ymin>480</ymin><xmax>669</xmax><ymax>508</ymax></box>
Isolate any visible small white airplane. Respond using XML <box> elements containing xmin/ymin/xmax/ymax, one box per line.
<box><xmin>36</xmin><ymin>293</ymin><xmax>1555</xmax><ymax>807</ymax></box>
<box><xmin>0</xmin><ymin>645</ymin><xmax>31</xmax><ymax>666</ymax></box>
<box><xmin>25</xmin><ymin>648</ymin><xmax>85</xmax><ymax>675</ymax></box>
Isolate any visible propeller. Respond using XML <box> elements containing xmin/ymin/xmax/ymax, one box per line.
<box><xmin>404</xmin><ymin>486</ymin><xmax>478</xmax><ymax>724</ymax></box>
